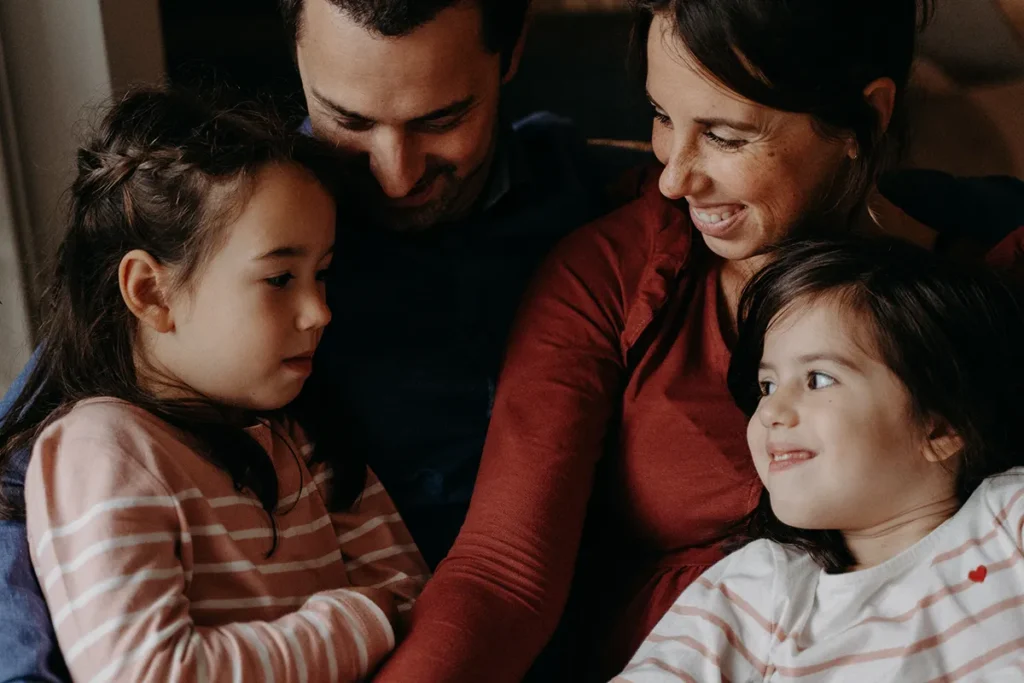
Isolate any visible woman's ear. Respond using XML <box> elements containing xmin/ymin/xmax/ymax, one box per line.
<box><xmin>119</xmin><ymin>250</ymin><xmax>175</xmax><ymax>334</ymax></box>
<box><xmin>922</xmin><ymin>417</ymin><xmax>964</xmax><ymax>464</ymax></box>
<box><xmin>863</xmin><ymin>77</ymin><xmax>898</xmax><ymax>137</ymax></box>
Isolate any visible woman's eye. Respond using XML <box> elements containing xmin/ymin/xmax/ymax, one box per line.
<box><xmin>315</xmin><ymin>268</ymin><xmax>330</xmax><ymax>282</ymax></box>
<box><xmin>808</xmin><ymin>372</ymin><xmax>836</xmax><ymax>390</ymax></box>
<box><xmin>758</xmin><ymin>380</ymin><xmax>776</xmax><ymax>397</ymax></box>
<box><xmin>704</xmin><ymin>130</ymin><xmax>746</xmax><ymax>150</ymax></box>
<box><xmin>265</xmin><ymin>273</ymin><xmax>294</xmax><ymax>288</ymax></box>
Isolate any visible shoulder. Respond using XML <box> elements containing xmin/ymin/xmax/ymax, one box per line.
<box><xmin>29</xmin><ymin>398</ymin><xmax>188</xmax><ymax>485</ymax></box>
<box><xmin>510</xmin><ymin>112</ymin><xmax>655</xmax><ymax>201</ymax></box>
<box><xmin>542</xmin><ymin>164</ymin><xmax>694</xmax><ymax>278</ymax></box>
<box><xmin>521</xmin><ymin>165</ymin><xmax>699</xmax><ymax>343</ymax></box>
<box><xmin>709</xmin><ymin>539</ymin><xmax>786</xmax><ymax>580</ymax></box>
<box><xmin>692</xmin><ymin>539</ymin><xmax>815</xmax><ymax>606</ymax></box>
<box><xmin>36</xmin><ymin>398</ymin><xmax>179</xmax><ymax>450</ymax></box>
<box><xmin>973</xmin><ymin>469</ymin><xmax>1024</xmax><ymax>518</ymax></box>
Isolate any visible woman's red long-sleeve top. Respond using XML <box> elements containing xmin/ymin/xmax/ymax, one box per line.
<box><xmin>377</xmin><ymin>171</ymin><xmax>760</xmax><ymax>681</ymax></box>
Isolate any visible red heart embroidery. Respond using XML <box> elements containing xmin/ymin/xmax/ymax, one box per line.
<box><xmin>968</xmin><ymin>565</ymin><xmax>988</xmax><ymax>583</ymax></box>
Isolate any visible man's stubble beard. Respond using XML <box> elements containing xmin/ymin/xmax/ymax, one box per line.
<box><xmin>360</xmin><ymin>129</ymin><xmax>499</xmax><ymax>233</ymax></box>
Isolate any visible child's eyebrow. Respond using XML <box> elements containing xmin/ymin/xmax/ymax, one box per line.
<box><xmin>254</xmin><ymin>245</ymin><xmax>334</xmax><ymax>261</ymax></box>
<box><xmin>796</xmin><ymin>352</ymin><xmax>862</xmax><ymax>372</ymax></box>
<box><xmin>759</xmin><ymin>353</ymin><xmax>863</xmax><ymax>373</ymax></box>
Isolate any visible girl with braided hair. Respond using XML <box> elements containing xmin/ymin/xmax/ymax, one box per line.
<box><xmin>0</xmin><ymin>87</ymin><xmax>428</xmax><ymax>682</ymax></box>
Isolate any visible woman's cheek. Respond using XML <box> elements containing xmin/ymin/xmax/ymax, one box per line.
<box><xmin>651</xmin><ymin>124</ymin><xmax>672</xmax><ymax>165</ymax></box>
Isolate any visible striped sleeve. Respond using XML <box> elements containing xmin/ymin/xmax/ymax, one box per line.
<box><xmin>330</xmin><ymin>469</ymin><xmax>431</xmax><ymax>619</ymax></box>
<box><xmin>25</xmin><ymin>413</ymin><xmax>397</xmax><ymax>683</ymax></box>
<box><xmin>613</xmin><ymin>540</ymin><xmax>778</xmax><ymax>683</ymax></box>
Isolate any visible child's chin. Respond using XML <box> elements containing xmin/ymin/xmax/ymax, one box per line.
<box><xmin>770</xmin><ymin>500</ymin><xmax>823</xmax><ymax>530</ymax></box>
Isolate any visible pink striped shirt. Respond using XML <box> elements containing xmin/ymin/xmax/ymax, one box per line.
<box><xmin>615</xmin><ymin>469</ymin><xmax>1024</xmax><ymax>682</ymax></box>
<box><xmin>25</xmin><ymin>398</ymin><xmax>430</xmax><ymax>683</ymax></box>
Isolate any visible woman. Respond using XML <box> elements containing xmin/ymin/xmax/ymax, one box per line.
<box><xmin>376</xmin><ymin>0</ymin><xmax>1024</xmax><ymax>681</ymax></box>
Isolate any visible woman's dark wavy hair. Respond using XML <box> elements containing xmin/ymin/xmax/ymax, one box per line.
<box><xmin>630</xmin><ymin>0</ymin><xmax>933</xmax><ymax>211</ymax></box>
<box><xmin>727</xmin><ymin>237</ymin><xmax>1024</xmax><ymax>572</ymax></box>
<box><xmin>0</xmin><ymin>87</ymin><xmax>365</xmax><ymax>554</ymax></box>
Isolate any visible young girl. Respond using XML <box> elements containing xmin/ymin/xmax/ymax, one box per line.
<box><xmin>0</xmin><ymin>88</ymin><xmax>429</xmax><ymax>682</ymax></box>
<box><xmin>615</xmin><ymin>238</ymin><xmax>1024</xmax><ymax>682</ymax></box>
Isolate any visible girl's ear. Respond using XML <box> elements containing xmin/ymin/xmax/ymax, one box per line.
<box><xmin>922</xmin><ymin>416</ymin><xmax>964</xmax><ymax>464</ymax></box>
<box><xmin>119</xmin><ymin>250</ymin><xmax>175</xmax><ymax>333</ymax></box>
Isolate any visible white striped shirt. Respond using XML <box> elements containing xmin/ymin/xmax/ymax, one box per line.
<box><xmin>616</xmin><ymin>469</ymin><xmax>1024</xmax><ymax>682</ymax></box>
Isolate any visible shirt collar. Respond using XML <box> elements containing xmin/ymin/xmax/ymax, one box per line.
<box><xmin>478</xmin><ymin>121</ymin><xmax>533</xmax><ymax>212</ymax></box>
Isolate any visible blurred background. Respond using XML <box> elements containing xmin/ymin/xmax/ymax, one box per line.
<box><xmin>0</xmin><ymin>0</ymin><xmax>1021</xmax><ymax>394</ymax></box>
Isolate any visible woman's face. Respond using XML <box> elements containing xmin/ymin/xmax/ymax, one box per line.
<box><xmin>647</xmin><ymin>13</ymin><xmax>853</xmax><ymax>263</ymax></box>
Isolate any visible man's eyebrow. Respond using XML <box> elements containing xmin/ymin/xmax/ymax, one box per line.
<box><xmin>311</xmin><ymin>89</ymin><xmax>475</xmax><ymax>125</ymax></box>
<box><xmin>312</xmin><ymin>90</ymin><xmax>373</xmax><ymax>122</ymax></box>
<box><xmin>410</xmin><ymin>96</ymin><xmax>475</xmax><ymax>124</ymax></box>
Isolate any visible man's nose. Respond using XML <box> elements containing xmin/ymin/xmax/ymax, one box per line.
<box><xmin>368</xmin><ymin>129</ymin><xmax>426</xmax><ymax>199</ymax></box>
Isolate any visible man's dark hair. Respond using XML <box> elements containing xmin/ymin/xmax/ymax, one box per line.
<box><xmin>727</xmin><ymin>236</ymin><xmax>1024</xmax><ymax>573</ymax></box>
<box><xmin>279</xmin><ymin>0</ymin><xmax>530</xmax><ymax>74</ymax></box>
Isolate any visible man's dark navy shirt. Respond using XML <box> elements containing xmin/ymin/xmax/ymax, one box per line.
<box><xmin>318</xmin><ymin>114</ymin><xmax>639</xmax><ymax>567</ymax></box>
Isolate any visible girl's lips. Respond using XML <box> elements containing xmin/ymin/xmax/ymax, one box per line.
<box><xmin>689</xmin><ymin>205</ymin><xmax>746</xmax><ymax>238</ymax></box>
<box><xmin>282</xmin><ymin>356</ymin><xmax>314</xmax><ymax>375</ymax></box>
<box><xmin>767</xmin><ymin>449</ymin><xmax>816</xmax><ymax>473</ymax></box>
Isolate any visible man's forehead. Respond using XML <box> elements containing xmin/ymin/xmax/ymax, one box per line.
<box><xmin>296</xmin><ymin>0</ymin><xmax>500</xmax><ymax>122</ymax></box>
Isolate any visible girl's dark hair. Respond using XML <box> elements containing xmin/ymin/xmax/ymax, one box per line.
<box><xmin>0</xmin><ymin>88</ymin><xmax>364</xmax><ymax>549</ymax></box>
<box><xmin>727</xmin><ymin>237</ymin><xmax>1024</xmax><ymax>572</ymax></box>
<box><xmin>630</xmin><ymin>0</ymin><xmax>933</xmax><ymax>210</ymax></box>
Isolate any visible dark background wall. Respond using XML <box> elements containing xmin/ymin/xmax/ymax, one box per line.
<box><xmin>158</xmin><ymin>0</ymin><xmax>652</xmax><ymax>141</ymax></box>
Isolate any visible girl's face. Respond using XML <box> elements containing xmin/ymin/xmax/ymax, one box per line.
<box><xmin>747</xmin><ymin>299</ymin><xmax>956</xmax><ymax>533</ymax></box>
<box><xmin>646</xmin><ymin>13</ymin><xmax>852</xmax><ymax>264</ymax></box>
<box><xmin>152</xmin><ymin>163</ymin><xmax>336</xmax><ymax>411</ymax></box>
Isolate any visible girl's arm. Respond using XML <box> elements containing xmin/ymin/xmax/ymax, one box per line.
<box><xmin>613</xmin><ymin>541</ymin><xmax>777</xmax><ymax>683</ymax></box>
<box><xmin>374</xmin><ymin>190</ymin><xmax>663</xmax><ymax>683</ymax></box>
<box><xmin>328</xmin><ymin>468</ymin><xmax>431</xmax><ymax>619</ymax></box>
<box><xmin>25</xmin><ymin>422</ymin><xmax>396</xmax><ymax>683</ymax></box>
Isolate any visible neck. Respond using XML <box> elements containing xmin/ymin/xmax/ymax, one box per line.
<box><xmin>718</xmin><ymin>253</ymin><xmax>771</xmax><ymax>337</ymax></box>
<box><xmin>134</xmin><ymin>354</ymin><xmax>254</xmax><ymax>427</ymax></box>
<box><xmin>842</xmin><ymin>495</ymin><xmax>960</xmax><ymax>571</ymax></box>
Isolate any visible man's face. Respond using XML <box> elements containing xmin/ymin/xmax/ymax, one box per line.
<box><xmin>296</xmin><ymin>0</ymin><xmax>505</xmax><ymax>231</ymax></box>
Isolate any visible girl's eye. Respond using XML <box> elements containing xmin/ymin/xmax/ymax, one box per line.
<box><xmin>808</xmin><ymin>371</ymin><xmax>836</xmax><ymax>390</ymax></box>
<box><xmin>758</xmin><ymin>380</ymin><xmax>776</xmax><ymax>397</ymax></box>
<box><xmin>704</xmin><ymin>130</ymin><xmax>746</xmax><ymax>150</ymax></box>
<box><xmin>265</xmin><ymin>273</ymin><xmax>294</xmax><ymax>288</ymax></box>
<box><xmin>315</xmin><ymin>268</ymin><xmax>330</xmax><ymax>282</ymax></box>
<box><xmin>650</xmin><ymin>106</ymin><xmax>672</xmax><ymax>128</ymax></box>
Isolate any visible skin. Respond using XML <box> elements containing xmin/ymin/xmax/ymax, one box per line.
<box><xmin>121</xmin><ymin>163</ymin><xmax>337</xmax><ymax>411</ymax></box>
<box><xmin>748</xmin><ymin>299</ymin><xmax>961</xmax><ymax>570</ymax></box>
<box><xmin>644</xmin><ymin>12</ymin><xmax>899</xmax><ymax>327</ymax></box>
<box><xmin>295</xmin><ymin>0</ymin><xmax>519</xmax><ymax>231</ymax></box>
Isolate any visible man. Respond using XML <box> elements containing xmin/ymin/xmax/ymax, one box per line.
<box><xmin>0</xmin><ymin>1</ymin><xmax>641</xmax><ymax>679</ymax></box>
